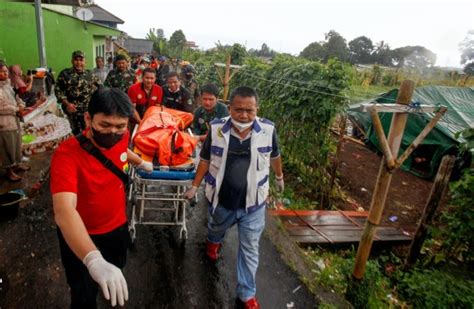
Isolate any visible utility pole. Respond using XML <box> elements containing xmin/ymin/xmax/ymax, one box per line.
<box><xmin>34</xmin><ymin>0</ymin><xmax>47</xmax><ymax>67</ymax></box>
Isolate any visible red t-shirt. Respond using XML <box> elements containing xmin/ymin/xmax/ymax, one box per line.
<box><xmin>50</xmin><ymin>130</ymin><xmax>130</xmax><ymax>235</ymax></box>
<box><xmin>127</xmin><ymin>82</ymin><xmax>163</xmax><ymax>107</ymax></box>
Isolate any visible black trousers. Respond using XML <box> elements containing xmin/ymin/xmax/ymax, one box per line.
<box><xmin>57</xmin><ymin>223</ymin><xmax>130</xmax><ymax>309</ymax></box>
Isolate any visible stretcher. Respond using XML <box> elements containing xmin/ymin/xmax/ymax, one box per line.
<box><xmin>128</xmin><ymin>126</ymin><xmax>197</xmax><ymax>244</ymax></box>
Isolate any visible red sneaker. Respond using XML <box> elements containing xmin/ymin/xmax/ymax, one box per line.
<box><xmin>244</xmin><ymin>297</ymin><xmax>260</xmax><ymax>309</ymax></box>
<box><xmin>206</xmin><ymin>240</ymin><xmax>221</xmax><ymax>262</ymax></box>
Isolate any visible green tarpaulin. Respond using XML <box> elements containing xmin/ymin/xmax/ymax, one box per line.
<box><xmin>347</xmin><ymin>86</ymin><xmax>474</xmax><ymax>178</ymax></box>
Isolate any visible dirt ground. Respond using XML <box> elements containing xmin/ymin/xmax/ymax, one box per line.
<box><xmin>336</xmin><ymin>138</ymin><xmax>433</xmax><ymax>233</ymax></box>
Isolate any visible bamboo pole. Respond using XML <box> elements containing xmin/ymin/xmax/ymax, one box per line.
<box><xmin>369</xmin><ymin>107</ymin><xmax>395</xmax><ymax>169</ymax></box>
<box><xmin>222</xmin><ymin>55</ymin><xmax>232</xmax><ymax>101</ymax></box>
<box><xmin>404</xmin><ymin>155</ymin><xmax>455</xmax><ymax>268</ymax></box>
<box><xmin>353</xmin><ymin>80</ymin><xmax>415</xmax><ymax>279</ymax></box>
<box><xmin>395</xmin><ymin>107</ymin><xmax>448</xmax><ymax>168</ymax></box>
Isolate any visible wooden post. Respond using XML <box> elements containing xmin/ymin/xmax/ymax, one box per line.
<box><xmin>395</xmin><ymin>107</ymin><xmax>448</xmax><ymax>168</ymax></box>
<box><xmin>353</xmin><ymin>80</ymin><xmax>415</xmax><ymax>279</ymax></box>
<box><xmin>369</xmin><ymin>107</ymin><xmax>395</xmax><ymax>169</ymax></box>
<box><xmin>325</xmin><ymin>116</ymin><xmax>346</xmax><ymax>208</ymax></box>
<box><xmin>404</xmin><ymin>155</ymin><xmax>455</xmax><ymax>269</ymax></box>
<box><xmin>222</xmin><ymin>55</ymin><xmax>232</xmax><ymax>101</ymax></box>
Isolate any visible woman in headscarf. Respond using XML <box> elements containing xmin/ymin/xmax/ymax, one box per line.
<box><xmin>0</xmin><ymin>62</ymin><xmax>29</xmax><ymax>181</ymax></box>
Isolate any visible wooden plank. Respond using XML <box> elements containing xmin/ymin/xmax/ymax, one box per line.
<box><xmin>354</xmin><ymin>103</ymin><xmax>438</xmax><ymax>113</ymax></box>
<box><xmin>270</xmin><ymin>210</ymin><xmax>369</xmax><ymax>217</ymax></box>
<box><xmin>214</xmin><ymin>62</ymin><xmax>244</xmax><ymax>69</ymax></box>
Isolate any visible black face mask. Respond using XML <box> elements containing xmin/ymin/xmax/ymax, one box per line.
<box><xmin>91</xmin><ymin>127</ymin><xmax>124</xmax><ymax>149</ymax></box>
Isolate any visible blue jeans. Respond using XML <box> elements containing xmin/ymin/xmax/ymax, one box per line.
<box><xmin>207</xmin><ymin>205</ymin><xmax>265</xmax><ymax>301</ymax></box>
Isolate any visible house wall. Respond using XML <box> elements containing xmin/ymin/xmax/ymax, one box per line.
<box><xmin>0</xmin><ymin>2</ymin><xmax>121</xmax><ymax>76</ymax></box>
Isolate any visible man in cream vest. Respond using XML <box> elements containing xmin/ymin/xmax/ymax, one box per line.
<box><xmin>185</xmin><ymin>86</ymin><xmax>284</xmax><ymax>309</ymax></box>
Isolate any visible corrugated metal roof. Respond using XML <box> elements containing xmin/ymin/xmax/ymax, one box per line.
<box><xmin>89</xmin><ymin>4</ymin><xmax>124</xmax><ymax>24</ymax></box>
<box><xmin>123</xmin><ymin>38</ymin><xmax>154</xmax><ymax>54</ymax></box>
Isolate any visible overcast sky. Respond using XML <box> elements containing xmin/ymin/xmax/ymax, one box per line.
<box><xmin>95</xmin><ymin>0</ymin><xmax>473</xmax><ymax>68</ymax></box>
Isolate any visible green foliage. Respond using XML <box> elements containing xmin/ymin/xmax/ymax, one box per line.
<box><xmin>391</xmin><ymin>46</ymin><xmax>437</xmax><ymax>70</ymax></box>
<box><xmin>324</xmin><ymin>30</ymin><xmax>349</xmax><ymax>62</ymax></box>
<box><xmin>249</xmin><ymin>43</ymin><xmax>276</xmax><ymax>58</ymax></box>
<box><xmin>348</xmin><ymin>36</ymin><xmax>374</xmax><ymax>64</ymax></box>
<box><xmin>300</xmin><ymin>41</ymin><xmax>326</xmax><ymax>61</ymax></box>
<box><xmin>300</xmin><ymin>30</ymin><xmax>349</xmax><ymax>62</ymax></box>
<box><xmin>146</xmin><ymin>28</ymin><xmax>167</xmax><ymax>55</ymax></box>
<box><xmin>231</xmin><ymin>56</ymin><xmax>351</xmax><ymax>205</ymax></box>
<box><xmin>396</xmin><ymin>269</ymin><xmax>474</xmax><ymax>308</ymax></box>
<box><xmin>437</xmin><ymin>167</ymin><xmax>474</xmax><ymax>262</ymax></box>
<box><xmin>230</xmin><ymin>43</ymin><xmax>247</xmax><ymax>65</ymax></box>
<box><xmin>168</xmin><ymin>30</ymin><xmax>187</xmax><ymax>57</ymax></box>
<box><xmin>428</xmin><ymin>128</ymin><xmax>474</xmax><ymax>263</ymax></box>
<box><xmin>306</xmin><ymin>249</ymin><xmax>392</xmax><ymax>308</ymax></box>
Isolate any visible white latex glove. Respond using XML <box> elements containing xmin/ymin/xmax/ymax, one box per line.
<box><xmin>275</xmin><ymin>175</ymin><xmax>284</xmax><ymax>192</ymax></box>
<box><xmin>83</xmin><ymin>250</ymin><xmax>128</xmax><ymax>307</ymax></box>
<box><xmin>137</xmin><ymin>160</ymin><xmax>153</xmax><ymax>173</ymax></box>
<box><xmin>184</xmin><ymin>186</ymin><xmax>198</xmax><ymax>200</ymax></box>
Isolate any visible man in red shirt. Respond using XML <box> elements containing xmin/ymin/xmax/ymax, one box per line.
<box><xmin>51</xmin><ymin>88</ymin><xmax>152</xmax><ymax>308</ymax></box>
<box><xmin>127</xmin><ymin>67</ymin><xmax>163</xmax><ymax>123</ymax></box>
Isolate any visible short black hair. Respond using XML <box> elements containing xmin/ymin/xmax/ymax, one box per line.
<box><xmin>114</xmin><ymin>54</ymin><xmax>127</xmax><ymax>63</ymax></box>
<box><xmin>201</xmin><ymin>83</ymin><xmax>219</xmax><ymax>97</ymax></box>
<box><xmin>165</xmin><ymin>71</ymin><xmax>179</xmax><ymax>81</ymax></box>
<box><xmin>229</xmin><ymin>86</ymin><xmax>259</xmax><ymax>106</ymax></box>
<box><xmin>95</xmin><ymin>56</ymin><xmax>104</xmax><ymax>61</ymax></box>
<box><xmin>142</xmin><ymin>67</ymin><xmax>156</xmax><ymax>76</ymax></box>
<box><xmin>88</xmin><ymin>87</ymin><xmax>133</xmax><ymax>118</ymax></box>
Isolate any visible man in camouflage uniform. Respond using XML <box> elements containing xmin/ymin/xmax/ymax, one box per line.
<box><xmin>104</xmin><ymin>54</ymin><xmax>135</xmax><ymax>93</ymax></box>
<box><xmin>181</xmin><ymin>64</ymin><xmax>200</xmax><ymax>110</ymax></box>
<box><xmin>55</xmin><ymin>50</ymin><xmax>101</xmax><ymax>135</ymax></box>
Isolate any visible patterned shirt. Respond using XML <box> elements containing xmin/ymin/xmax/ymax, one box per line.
<box><xmin>55</xmin><ymin>68</ymin><xmax>100</xmax><ymax>113</ymax></box>
<box><xmin>192</xmin><ymin>101</ymin><xmax>229</xmax><ymax>135</ymax></box>
<box><xmin>183</xmin><ymin>78</ymin><xmax>200</xmax><ymax>106</ymax></box>
<box><xmin>104</xmin><ymin>68</ymin><xmax>135</xmax><ymax>93</ymax></box>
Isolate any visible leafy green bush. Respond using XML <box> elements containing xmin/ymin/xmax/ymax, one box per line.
<box><xmin>397</xmin><ymin>269</ymin><xmax>474</xmax><ymax>308</ymax></box>
<box><xmin>306</xmin><ymin>250</ymin><xmax>392</xmax><ymax>308</ymax></box>
<box><xmin>230</xmin><ymin>55</ymin><xmax>351</xmax><ymax>207</ymax></box>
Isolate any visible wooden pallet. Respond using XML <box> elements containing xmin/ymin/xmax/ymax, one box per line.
<box><xmin>270</xmin><ymin>210</ymin><xmax>411</xmax><ymax>245</ymax></box>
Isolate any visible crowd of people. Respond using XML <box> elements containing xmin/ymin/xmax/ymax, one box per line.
<box><xmin>55</xmin><ymin>51</ymin><xmax>203</xmax><ymax>136</ymax></box>
<box><xmin>2</xmin><ymin>49</ymin><xmax>285</xmax><ymax>309</ymax></box>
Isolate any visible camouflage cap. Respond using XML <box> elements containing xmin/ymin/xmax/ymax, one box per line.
<box><xmin>72</xmin><ymin>50</ymin><xmax>85</xmax><ymax>59</ymax></box>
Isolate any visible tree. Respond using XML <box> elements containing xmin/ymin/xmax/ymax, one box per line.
<box><xmin>300</xmin><ymin>30</ymin><xmax>349</xmax><ymax>62</ymax></box>
<box><xmin>258</xmin><ymin>43</ymin><xmax>276</xmax><ymax>58</ymax></box>
<box><xmin>391</xmin><ymin>46</ymin><xmax>437</xmax><ymax>69</ymax></box>
<box><xmin>230</xmin><ymin>43</ymin><xmax>247</xmax><ymax>65</ymax></box>
<box><xmin>146</xmin><ymin>28</ymin><xmax>167</xmax><ymax>54</ymax></box>
<box><xmin>372</xmin><ymin>41</ymin><xmax>392</xmax><ymax>66</ymax></box>
<box><xmin>459</xmin><ymin>30</ymin><xmax>474</xmax><ymax>75</ymax></box>
<box><xmin>348</xmin><ymin>36</ymin><xmax>373</xmax><ymax>64</ymax></box>
<box><xmin>323</xmin><ymin>30</ymin><xmax>349</xmax><ymax>62</ymax></box>
<box><xmin>168</xmin><ymin>30</ymin><xmax>187</xmax><ymax>57</ymax></box>
<box><xmin>299</xmin><ymin>41</ymin><xmax>326</xmax><ymax>61</ymax></box>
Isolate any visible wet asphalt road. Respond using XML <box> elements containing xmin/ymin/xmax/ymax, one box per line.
<box><xmin>124</xmin><ymin>188</ymin><xmax>317</xmax><ymax>308</ymax></box>
<box><xmin>1</xmin><ymin>179</ymin><xmax>317</xmax><ymax>308</ymax></box>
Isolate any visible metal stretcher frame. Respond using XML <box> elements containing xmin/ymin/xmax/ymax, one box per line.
<box><xmin>128</xmin><ymin>166</ymin><xmax>194</xmax><ymax>243</ymax></box>
<box><xmin>127</xmin><ymin>125</ymin><xmax>196</xmax><ymax>243</ymax></box>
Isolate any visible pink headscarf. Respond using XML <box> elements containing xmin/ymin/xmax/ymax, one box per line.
<box><xmin>9</xmin><ymin>64</ymin><xmax>26</xmax><ymax>90</ymax></box>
